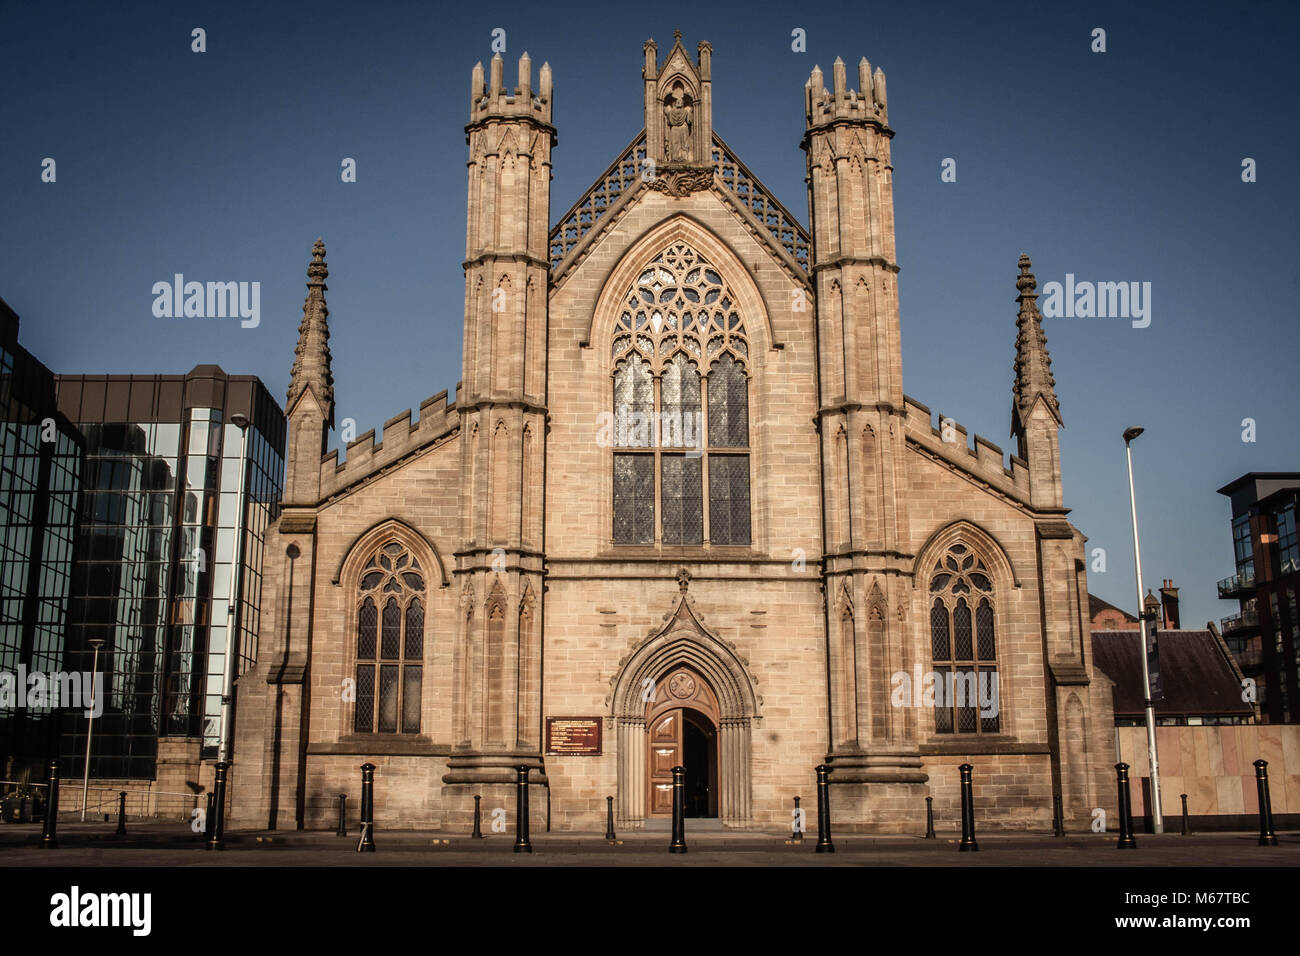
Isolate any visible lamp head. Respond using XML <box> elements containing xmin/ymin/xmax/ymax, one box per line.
<box><xmin>1123</xmin><ymin>426</ymin><xmax>1145</xmax><ymax>443</ymax></box>
<box><xmin>230</xmin><ymin>413</ymin><xmax>250</xmax><ymax>430</ymax></box>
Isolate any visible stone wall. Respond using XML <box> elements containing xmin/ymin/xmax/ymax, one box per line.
<box><xmin>1117</xmin><ymin>723</ymin><xmax>1300</xmax><ymax>827</ymax></box>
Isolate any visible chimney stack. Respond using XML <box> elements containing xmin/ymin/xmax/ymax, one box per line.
<box><xmin>1159</xmin><ymin>579</ymin><xmax>1180</xmax><ymax>630</ymax></box>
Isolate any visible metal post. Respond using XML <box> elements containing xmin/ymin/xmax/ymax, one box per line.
<box><xmin>924</xmin><ymin>796</ymin><xmax>935</xmax><ymax>838</ymax></box>
<box><xmin>514</xmin><ymin>765</ymin><xmax>533</xmax><ymax>853</ymax></box>
<box><xmin>1053</xmin><ymin>794</ymin><xmax>1065</xmax><ymax>837</ymax></box>
<box><xmin>472</xmin><ymin>794</ymin><xmax>484</xmax><ymax>838</ymax></box>
<box><xmin>336</xmin><ymin>793</ymin><xmax>347</xmax><ymax>837</ymax></box>
<box><xmin>115</xmin><ymin>791</ymin><xmax>127</xmax><ymax>836</ymax></box>
<box><xmin>217</xmin><ymin>416</ymin><xmax>251</xmax><ymax>774</ymax></box>
<box><xmin>791</xmin><ymin>795</ymin><xmax>803</xmax><ymax>842</ymax></box>
<box><xmin>40</xmin><ymin>760</ymin><xmax>59</xmax><ymax>849</ymax></box>
<box><xmin>1115</xmin><ymin>762</ymin><xmax>1137</xmax><ymax>849</ymax></box>
<box><xmin>1253</xmin><ymin>759</ymin><xmax>1278</xmax><ymax>846</ymax></box>
<box><xmin>605</xmin><ymin>795</ymin><xmax>616</xmax><ymax>841</ymax></box>
<box><xmin>1124</xmin><ymin>428</ymin><xmax>1163</xmax><ymax>832</ymax></box>
<box><xmin>815</xmin><ymin>764</ymin><xmax>834</xmax><ymax>853</ymax></box>
<box><xmin>203</xmin><ymin>792</ymin><xmax>214</xmax><ymax>842</ymax></box>
<box><xmin>207</xmin><ymin>761</ymin><xmax>228</xmax><ymax>851</ymax></box>
<box><xmin>80</xmin><ymin>638</ymin><xmax>104</xmax><ymax>822</ymax></box>
<box><xmin>669</xmin><ymin>765</ymin><xmax>688</xmax><ymax>853</ymax></box>
<box><xmin>1180</xmin><ymin>793</ymin><xmax>1190</xmax><ymax>835</ymax></box>
<box><xmin>357</xmin><ymin>763</ymin><xmax>375</xmax><ymax>852</ymax></box>
<box><xmin>958</xmin><ymin>763</ymin><xmax>979</xmax><ymax>852</ymax></box>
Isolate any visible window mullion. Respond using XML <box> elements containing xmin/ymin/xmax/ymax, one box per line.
<box><xmin>700</xmin><ymin>374</ymin><xmax>711</xmax><ymax>546</ymax></box>
<box><xmin>653</xmin><ymin>376</ymin><xmax>662</xmax><ymax>547</ymax></box>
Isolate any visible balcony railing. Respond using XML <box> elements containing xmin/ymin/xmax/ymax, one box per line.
<box><xmin>1220</xmin><ymin>607</ymin><xmax>1259</xmax><ymax>633</ymax></box>
<box><xmin>1217</xmin><ymin>569</ymin><xmax>1256</xmax><ymax>598</ymax></box>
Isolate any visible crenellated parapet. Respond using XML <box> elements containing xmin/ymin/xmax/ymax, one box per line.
<box><xmin>805</xmin><ymin>57</ymin><xmax>888</xmax><ymax>131</ymax></box>
<box><xmin>469</xmin><ymin>51</ymin><xmax>553</xmax><ymax>127</ymax></box>
<box><xmin>903</xmin><ymin>396</ymin><xmax>1033</xmax><ymax>501</ymax></box>
<box><xmin>319</xmin><ymin>390</ymin><xmax>459</xmax><ymax>500</ymax></box>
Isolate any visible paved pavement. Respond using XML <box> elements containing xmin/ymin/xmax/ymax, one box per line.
<box><xmin>2</xmin><ymin>822</ymin><xmax>1296</xmax><ymax>866</ymax></box>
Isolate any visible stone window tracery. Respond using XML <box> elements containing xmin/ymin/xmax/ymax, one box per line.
<box><xmin>928</xmin><ymin>544</ymin><xmax>999</xmax><ymax>735</ymax></box>
<box><xmin>611</xmin><ymin>243</ymin><xmax>750</xmax><ymax>547</ymax></box>
<box><xmin>354</xmin><ymin>541</ymin><xmax>424</xmax><ymax>734</ymax></box>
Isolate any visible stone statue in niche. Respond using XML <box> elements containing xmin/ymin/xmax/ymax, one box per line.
<box><xmin>664</xmin><ymin>90</ymin><xmax>693</xmax><ymax>163</ymax></box>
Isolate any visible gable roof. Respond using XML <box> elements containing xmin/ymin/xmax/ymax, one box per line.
<box><xmin>548</xmin><ymin>130</ymin><xmax>811</xmax><ymax>289</ymax></box>
<box><xmin>1091</xmin><ymin>629</ymin><xmax>1253</xmax><ymax>720</ymax></box>
<box><xmin>1088</xmin><ymin>592</ymin><xmax>1137</xmax><ymax>623</ymax></box>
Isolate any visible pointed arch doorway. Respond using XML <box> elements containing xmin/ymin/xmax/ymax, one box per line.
<box><xmin>610</xmin><ymin>593</ymin><xmax>760</xmax><ymax>829</ymax></box>
<box><xmin>647</xmin><ymin>668</ymin><xmax>720</xmax><ymax>818</ymax></box>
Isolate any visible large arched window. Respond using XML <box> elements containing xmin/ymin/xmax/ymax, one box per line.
<box><xmin>928</xmin><ymin>544</ymin><xmax>999</xmax><ymax>735</ymax></box>
<box><xmin>354</xmin><ymin>541</ymin><xmax>424</xmax><ymax>734</ymax></box>
<box><xmin>611</xmin><ymin>242</ymin><xmax>750</xmax><ymax>546</ymax></box>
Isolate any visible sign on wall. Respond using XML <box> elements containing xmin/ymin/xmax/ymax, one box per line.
<box><xmin>545</xmin><ymin>717</ymin><xmax>603</xmax><ymax>756</ymax></box>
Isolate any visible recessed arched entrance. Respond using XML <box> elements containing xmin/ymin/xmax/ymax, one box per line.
<box><xmin>646</xmin><ymin>668</ymin><xmax>720</xmax><ymax>818</ymax></box>
<box><xmin>609</xmin><ymin>593</ymin><xmax>760</xmax><ymax>829</ymax></box>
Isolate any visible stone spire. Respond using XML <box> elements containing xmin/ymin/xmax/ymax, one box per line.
<box><xmin>1011</xmin><ymin>253</ymin><xmax>1061</xmax><ymax>436</ymax></box>
<box><xmin>287</xmin><ymin>238</ymin><xmax>334</xmax><ymax>428</ymax></box>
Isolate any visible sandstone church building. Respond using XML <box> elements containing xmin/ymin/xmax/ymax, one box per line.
<box><xmin>230</xmin><ymin>36</ymin><xmax>1119</xmax><ymax>833</ymax></box>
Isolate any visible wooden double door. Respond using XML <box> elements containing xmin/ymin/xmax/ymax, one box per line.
<box><xmin>647</xmin><ymin>668</ymin><xmax>719</xmax><ymax>818</ymax></box>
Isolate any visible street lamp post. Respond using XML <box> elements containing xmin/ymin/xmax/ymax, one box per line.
<box><xmin>211</xmin><ymin>413</ymin><xmax>250</xmax><ymax>844</ymax></box>
<box><xmin>80</xmin><ymin>637</ymin><xmax>105</xmax><ymax>822</ymax></box>
<box><xmin>1123</xmin><ymin>426</ymin><xmax>1163</xmax><ymax>833</ymax></box>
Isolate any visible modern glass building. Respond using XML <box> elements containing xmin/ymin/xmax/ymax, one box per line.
<box><xmin>1</xmin><ymin>297</ymin><xmax>286</xmax><ymax>790</ymax></box>
<box><xmin>0</xmin><ymin>299</ymin><xmax>83</xmax><ymax>782</ymax></box>
<box><xmin>1217</xmin><ymin>473</ymin><xmax>1300</xmax><ymax>724</ymax></box>
<box><xmin>54</xmin><ymin>367</ymin><xmax>285</xmax><ymax>778</ymax></box>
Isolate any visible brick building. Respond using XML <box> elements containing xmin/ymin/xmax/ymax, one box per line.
<box><xmin>231</xmin><ymin>38</ymin><xmax>1117</xmax><ymax>833</ymax></box>
<box><xmin>1216</xmin><ymin>472</ymin><xmax>1300</xmax><ymax>723</ymax></box>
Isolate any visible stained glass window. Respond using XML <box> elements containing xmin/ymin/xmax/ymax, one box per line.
<box><xmin>354</xmin><ymin>542</ymin><xmax>424</xmax><ymax>733</ymax></box>
<box><xmin>611</xmin><ymin>243</ymin><xmax>750</xmax><ymax>547</ymax></box>
<box><xmin>929</xmin><ymin>545</ymin><xmax>999</xmax><ymax>735</ymax></box>
<box><xmin>662</xmin><ymin>455</ymin><xmax>703</xmax><ymax>545</ymax></box>
<box><xmin>708</xmin><ymin>455</ymin><xmax>751</xmax><ymax>546</ymax></box>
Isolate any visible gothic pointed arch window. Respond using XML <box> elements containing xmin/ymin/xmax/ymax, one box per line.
<box><xmin>611</xmin><ymin>241</ymin><xmax>750</xmax><ymax>546</ymax></box>
<box><xmin>354</xmin><ymin>541</ymin><xmax>425</xmax><ymax>734</ymax></box>
<box><xmin>928</xmin><ymin>544</ymin><xmax>999</xmax><ymax>734</ymax></box>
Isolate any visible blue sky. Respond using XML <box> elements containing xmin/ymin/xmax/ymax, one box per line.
<box><xmin>2</xmin><ymin>0</ymin><xmax>1297</xmax><ymax>629</ymax></box>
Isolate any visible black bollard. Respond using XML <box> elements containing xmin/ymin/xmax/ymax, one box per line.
<box><xmin>514</xmin><ymin>765</ymin><xmax>533</xmax><ymax>854</ymax></box>
<box><xmin>1253</xmin><ymin>759</ymin><xmax>1278</xmax><ymax>847</ymax></box>
<box><xmin>1053</xmin><ymin>794</ymin><xmax>1065</xmax><ymax>837</ymax></box>
<box><xmin>815</xmin><ymin>764</ymin><xmax>834</xmax><ymax>853</ymax></box>
<box><xmin>669</xmin><ymin>765</ymin><xmax>688</xmax><ymax>854</ymax></box>
<box><xmin>115</xmin><ymin>791</ymin><xmax>127</xmax><ymax>836</ymax></box>
<box><xmin>357</xmin><ymin>763</ymin><xmax>376</xmax><ymax>852</ymax></box>
<box><xmin>1180</xmin><ymin>793</ymin><xmax>1190</xmax><ymax>836</ymax></box>
<box><xmin>40</xmin><ymin>760</ymin><xmax>59</xmax><ymax>850</ymax></box>
<box><xmin>924</xmin><ymin>795</ymin><xmax>936</xmax><ymax>838</ymax></box>
<box><xmin>792</xmin><ymin>795</ymin><xmax>804</xmax><ymax>842</ymax></box>
<box><xmin>958</xmin><ymin>763</ymin><xmax>979</xmax><ymax>852</ymax></box>
<box><xmin>207</xmin><ymin>761</ymin><xmax>228</xmax><ymax>851</ymax></box>
<box><xmin>605</xmin><ymin>795</ymin><xmax>616</xmax><ymax>841</ymax></box>
<box><xmin>203</xmin><ymin>793</ymin><xmax>214</xmax><ymax>842</ymax></box>
<box><xmin>1115</xmin><ymin>762</ymin><xmax>1137</xmax><ymax>849</ymax></box>
<box><xmin>472</xmin><ymin>794</ymin><xmax>484</xmax><ymax>838</ymax></box>
<box><xmin>336</xmin><ymin>793</ymin><xmax>347</xmax><ymax>837</ymax></box>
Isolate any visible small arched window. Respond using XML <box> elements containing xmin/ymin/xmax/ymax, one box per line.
<box><xmin>611</xmin><ymin>242</ymin><xmax>750</xmax><ymax>547</ymax></box>
<box><xmin>929</xmin><ymin>544</ymin><xmax>999</xmax><ymax>735</ymax></box>
<box><xmin>354</xmin><ymin>541</ymin><xmax>425</xmax><ymax>734</ymax></box>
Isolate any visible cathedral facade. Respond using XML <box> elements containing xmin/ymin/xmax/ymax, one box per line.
<box><xmin>230</xmin><ymin>37</ymin><xmax>1118</xmax><ymax>833</ymax></box>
